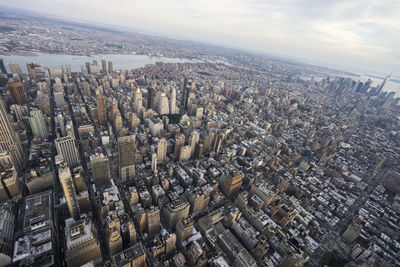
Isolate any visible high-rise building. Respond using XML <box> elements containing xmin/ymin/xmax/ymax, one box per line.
<box><xmin>106</xmin><ymin>218</ymin><xmax>123</xmax><ymax>257</ymax></box>
<box><xmin>146</xmin><ymin>206</ymin><xmax>160</xmax><ymax>236</ymax></box>
<box><xmin>180</xmin><ymin>78</ymin><xmax>192</xmax><ymax>114</ymax></box>
<box><xmin>97</xmin><ymin>90</ymin><xmax>107</xmax><ymax>126</ymax></box>
<box><xmin>179</xmin><ymin>146</ymin><xmax>191</xmax><ymax>161</ymax></box>
<box><xmin>157</xmin><ymin>138</ymin><xmax>167</xmax><ymax>163</ymax></box>
<box><xmin>0</xmin><ymin>98</ymin><xmax>24</xmax><ymax>170</ymax></box>
<box><xmin>189</xmin><ymin>130</ymin><xmax>200</xmax><ymax>157</ymax></box>
<box><xmin>118</xmin><ymin>135</ymin><xmax>136</xmax><ymax>182</ymax></box>
<box><xmin>163</xmin><ymin>198</ymin><xmax>190</xmax><ymax>229</ymax></box>
<box><xmin>151</xmin><ymin>153</ymin><xmax>157</xmax><ymax>173</ymax></box>
<box><xmin>189</xmin><ymin>189</ymin><xmax>210</xmax><ymax>217</ymax></box>
<box><xmin>173</xmin><ymin>133</ymin><xmax>185</xmax><ymax>159</ymax></box>
<box><xmin>0</xmin><ymin>167</ymin><xmax>21</xmax><ymax>200</ymax></box>
<box><xmin>101</xmin><ymin>59</ymin><xmax>107</xmax><ymax>73</ymax></box>
<box><xmin>108</xmin><ymin>61</ymin><xmax>113</xmax><ymax>74</ymax></box>
<box><xmin>112</xmin><ymin>243</ymin><xmax>146</xmax><ymax>267</ymax></box>
<box><xmin>8</xmin><ymin>82</ymin><xmax>28</xmax><ymax>105</ymax></box>
<box><xmin>29</xmin><ymin>108</ymin><xmax>48</xmax><ymax>139</ymax></box>
<box><xmin>8</xmin><ymin>64</ymin><xmax>22</xmax><ymax>75</ymax></box>
<box><xmin>59</xmin><ymin>163</ymin><xmax>80</xmax><ymax>220</ymax></box>
<box><xmin>170</xmin><ymin>86</ymin><xmax>177</xmax><ymax>114</ymax></box>
<box><xmin>376</xmin><ymin>75</ymin><xmax>390</xmax><ymax>95</ymax></box>
<box><xmin>157</xmin><ymin>93</ymin><xmax>169</xmax><ymax>115</ymax></box>
<box><xmin>221</xmin><ymin>171</ymin><xmax>243</xmax><ymax>198</ymax></box>
<box><xmin>134</xmin><ymin>86</ymin><xmax>143</xmax><ymax>113</ymax></box>
<box><xmin>176</xmin><ymin>217</ymin><xmax>194</xmax><ymax>243</ymax></box>
<box><xmin>64</xmin><ymin>216</ymin><xmax>102</xmax><ymax>267</ymax></box>
<box><xmin>26</xmin><ymin>63</ymin><xmax>41</xmax><ymax>81</ymax></box>
<box><xmin>91</xmin><ymin>153</ymin><xmax>111</xmax><ymax>187</ymax></box>
<box><xmin>0</xmin><ymin>201</ymin><xmax>16</xmax><ymax>266</ymax></box>
<box><xmin>147</xmin><ymin>87</ymin><xmax>156</xmax><ymax>110</ymax></box>
<box><xmin>55</xmin><ymin>136</ymin><xmax>80</xmax><ymax>167</ymax></box>
<box><xmin>0</xmin><ymin>58</ymin><xmax>7</xmax><ymax>74</ymax></box>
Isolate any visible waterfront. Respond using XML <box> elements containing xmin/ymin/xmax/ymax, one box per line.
<box><xmin>0</xmin><ymin>52</ymin><xmax>202</xmax><ymax>72</ymax></box>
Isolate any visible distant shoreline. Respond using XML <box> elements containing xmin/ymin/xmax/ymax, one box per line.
<box><xmin>0</xmin><ymin>51</ymin><xmax>39</xmax><ymax>56</ymax></box>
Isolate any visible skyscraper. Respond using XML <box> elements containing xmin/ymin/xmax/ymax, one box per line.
<box><xmin>55</xmin><ymin>136</ymin><xmax>80</xmax><ymax>167</ymax></box>
<box><xmin>221</xmin><ymin>171</ymin><xmax>243</xmax><ymax>198</ymax></box>
<box><xmin>8</xmin><ymin>82</ymin><xmax>28</xmax><ymax>105</ymax></box>
<box><xmin>91</xmin><ymin>153</ymin><xmax>111</xmax><ymax>187</ymax></box>
<box><xmin>189</xmin><ymin>130</ymin><xmax>200</xmax><ymax>157</ymax></box>
<box><xmin>170</xmin><ymin>86</ymin><xmax>177</xmax><ymax>114</ymax></box>
<box><xmin>118</xmin><ymin>135</ymin><xmax>135</xmax><ymax>182</ymax></box>
<box><xmin>151</xmin><ymin>153</ymin><xmax>157</xmax><ymax>173</ymax></box>
<box><xmin>147</xmin><ymin>87</ymin><xmax>156</xmax><ymax>110</ymax></box>
<box><xmin>29</xmin><ymin>108</ymin><xmax>48</xmax><ymax>139</ymax></box>
<box><xmin>173</xmin><ymin>133</ymin><xmax>185</xmax><ymax>159</ymax></box>
<box><xmin>26</xmin><ymin>63</ymin><xmax>41</xmax><ymax>81</ymax></box>
<box><xmin>101</xmin><ymin>59</ymin><xmax>107</xmax><ymax>73</ymax></box>
<box><xmin>146</xmin><ymin>206</ymin><xmax>160</xmax><ymax>236</ymax></box>
<box><xmin>0</xmin><ymin>98</ymin><xmax>24</xmax><ymax>170</ymax></box>
<box><xmin>97</xmin><ymin>90</ymin><xmax>107</xmax><ymax>126</ymax></box>
<box><xmin>108</xmin><ymin>61</ymin><xmax>113</xmax><ymax>74</ymax></box>
<box><xmin>176</xmin><ymin>217</ymin><xmax>194</xmax><ymax>243</ymax></box>
<box><xmin>59</xmin><ymin>163</ymin><xmax>80</xmax><ymax>220</ymax></box>
<box><xmin>180</xmin><ymin>78</ymin><xmax>191</xmax><ymax>114</ymax></box>
<box><xmin>376</xmin><ymin>75</ymin><xmax>390</xmax><ymax>96</ymax></box>
<box><xmin>157</xmin><ymin>93</ymin><xmax>169</xmax><ymax>115</ymax></box>
<box><xmin>179</xmin><ymin>146</ymin><xmax>191</xmax><ymax>161</ymax></box>
<box><xmin>157</xmin><ymin>138</ymin><xmax>167</xmax><ymax>163</ymax></box>
<box><xmin>163</xmin><ymin>198</ymin><xmax>190</xmax><ymax>230</ymax></box>
<box><xmin>0</xmin><ymin>58</ymin><xmax>7</xmax><ymax>74</ymax></box>
<box><xmin>134</xmin><ymin>86</ymin><xmax>143</xmax><ymax>113</ymax></box>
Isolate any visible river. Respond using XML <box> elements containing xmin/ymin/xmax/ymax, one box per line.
<box><xmin>0</xmin><ymin>52</ymin><xmax>202</xmax><ymax>73</ymax></box>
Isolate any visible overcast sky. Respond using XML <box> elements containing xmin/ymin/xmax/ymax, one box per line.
<box><xmin>2</xmin><ymin>0</ymin><xmax>400</xmax><ymax>76</ymax></box>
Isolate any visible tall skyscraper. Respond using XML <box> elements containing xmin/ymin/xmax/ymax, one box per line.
<box><xmin>156</xmin><ymin>93</ymin><xmax>169</xmax><ymax>115</ymax></box>
<box><xmin>151</xmin><ymin>153</ymin><xmax>157</xmax><ymax>173</ymax></box>
<box><xmin>176</xmin><ymin>217</ymin><xmax>194</xmax><ymax>243</ymax></box>
<box><xmin>134</xmin><ymin>86</ymin><xmax>143</xmax><ymax>113</ymax></box>
<box><xmin>163</xmin><ymin>198</ymin><xmax>190</xmax><ymax>230</ymax></box>
<box><xmin>170</xmin><ymin>86</ymin><xmax>177</xmax><ymax>114</ymax></box>
<box><xmin>8</xmin><ymin>82</ymin><xmax>28</xmax><ymax>105</ymax></box>
<box><xmin>376</xmin><ymin>75</ymin><xmax>390</xmax><ymax>95</ymax></box>
<box><xmin>0</xmin><ymin>98</ymin><xmax>24</xmax><ymax>170</ymax></box>
<box><xmin>157</xmin><ymin>138</ymin><xmax>167</xmax><ymax>163</ymax></box>
<box><xmin>101</xmin><ymin>59</ymin><xmax>107</xmax><ymax>73</ymax></box>
<box><xmin>29</xmin><ymin>108</ymin><xmax>48</xmax><ymax>139</ymax></box>
<box><xmin>146</xmin><ymin>206</ymin><xmax>160</xmax><ymax>236</ymax></box>
<box><xmin>0</xmin><ymin>58</ymin><xmax>7</xmax><ymax>74</ymax></box>
<box><xmin>118</xmin><ymin>135</ymin><xmax>135</xmax><ymax>182</ymax></box>
<box><xmin>26</xmin><ymin>63</ymin><xmax>41</xmax><ymax>81</ymax></box>
<box><xmin>97</xmin><ymin>90</ymin><xmax>107</xmax><ymax>126</ymax></box>
<box><xmin>173</xmin><ymin>133</ymin><xmax>185</xmax><ymax>159</ymax></box>
<box><xmin>55</xmin><ymin>136</ymin><xmax>80</xmax><ymax>167</ymax></box>
<box><xmin>179</xmin><ymin>146</ymin><xmax>191</xmax><ymax>161</ymax></box>
<box><xmin>108</xmin><ymin>61</ymin><xmax>113</xmax><ymax>74</ymax></box>
<box><xmin>147</xmin><ymin>87</ymin><xmax>156</xmax><ymax>110</ymax></box>
<box><xmin>180</xmin><ymin>78</ymin><xmax>191</xmax><ymax>114</ymax></box>
<box><xmin>91</xmin><ymin>153</ymin><xmax>111</xmax><ymax>187</ymax></box>
<box><xmin>59</xmin><ymin>163</ymin><xmax>80</xmax><ymax>220</ymax></box>
<box><xmin>189</xmin><ymin>130</ymin><xmax>200</xmax><ymax>157</ymax></box>
<box><xmin>221</xmin><ymin>171</ymin><xmax>243</xmax><ymax>198</ymax></box>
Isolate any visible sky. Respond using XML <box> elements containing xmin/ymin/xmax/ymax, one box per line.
<box><xmin>2</xmin><ymin>0</ymin><xmax>400</xmax><ymax>76</ymax></box>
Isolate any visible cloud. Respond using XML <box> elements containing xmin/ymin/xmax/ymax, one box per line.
<box><xmin>1</xmin><ymin>0</ymin><xmax>399</xmax><ymax>75</ymax></box>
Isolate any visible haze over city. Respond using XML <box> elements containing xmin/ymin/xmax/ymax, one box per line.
<box><xmin>0</xmin><ymin>1</ymin><xmax>399</xmax><ymax>267</ymax></box>
<box><xmin>1</xmin><ymin>0</ymin><xmax>400</xmax><ymax>76</ymax></box>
